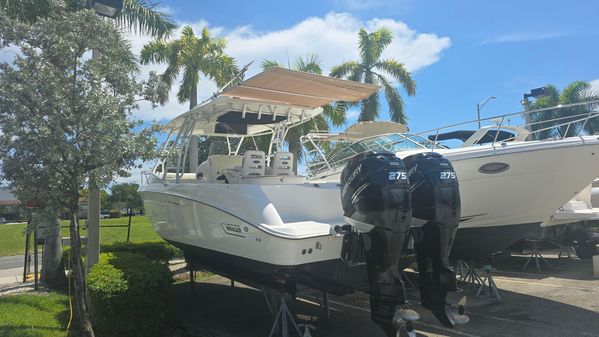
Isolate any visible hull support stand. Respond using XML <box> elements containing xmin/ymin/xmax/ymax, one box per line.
<box><xmin>264</xmin><ymin>289</ymin><xmax>302</xmax><ymax>337</ymax></box>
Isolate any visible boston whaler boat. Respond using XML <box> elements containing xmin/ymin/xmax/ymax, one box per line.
<box><xmin>140</xmin><ymin>68</ymin><xmax>468</xmax><ymax>337</ymax></box>
<box><xmin>303</xmin><ymin>101</ymin><xmax>599</xmax><ymax>260</ymax></box>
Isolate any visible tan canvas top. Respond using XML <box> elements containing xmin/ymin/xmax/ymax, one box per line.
<box><xmin>164</xmin><ymin>68</ymin><xmax>380</xmax><ymax>137</ymax></box>
<box><xmin>322</xmin><ymin>121</ymin><xmax>409</xmax><ymax>141</ymax></box>
<box><xmin>221</xmin><ymin>67</ymin><xmax>380</xmax><ymax>108</ymax></box>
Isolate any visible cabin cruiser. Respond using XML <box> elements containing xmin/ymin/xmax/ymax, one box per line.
<box><xmin>140</xmin><ymin>68</ymin><xmax>468</xmax><ymax>337</ymax></box>
<box><xmin>303</xmin><ymin>102</ymin><xmax>599</xmax><ymax>260</ymax></box>
<box><xmin>423</xmin><ymin>115</ymin><xmax>599</xmax><ymax>258</ymax></box>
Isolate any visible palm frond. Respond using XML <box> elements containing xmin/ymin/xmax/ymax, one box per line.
<box><xmin>322</xmin><ymin>102</ymin><xmax>347</xmax><ymax>127</ymax></box>
<box><xmin>294</xmin><ymin>53</ymin><xmax>322</xmax><ymax>74</ymax></box>
<box><xmin>139</xmin><ymin>39</ymin><xmax>170</xmax><ymax>64</ymax></box>
<box><xmin>177</xmin><ymin>67</ymin><xmax>199</xmax><ymax>104</ymax></box>
<box><xmin>369</xmin><ymin>27</ymin><xmax>393</xmax><ymax>62</ymax></box>
<box><xmin>377</xmin><ymin>74</ymin><xmax>406</xmax><ymax>123</ymax></box>
<box><xmin>359</xmin><ymin>93</ymin><xmax>380</xmax><ymax>121</ymax></box>
<box><xmin>357</xmin><ymin>28</ymin><xmax>372</xmax><ymax>66</ymax></box>
<box><xmin>261</xmin><ymin>59</ymin><xmax>283</xmax><ymax>70</ymax></box>
<box><xmin>330</xmin><ymin>60</ymin><xmax>360</xmax><ymax>79</ymax></box>
<box><xmin>374</xmin><ymin>58</ymin><xmax>416</xmax><ymax>96</ymax></box>
<box><xmin>117</xmin><ymin>0</ymin><xmax>176</xmax><ymax>38</ymax></box>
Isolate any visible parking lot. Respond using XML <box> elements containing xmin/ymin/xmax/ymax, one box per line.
<box><xmin>168</xmin><ymin>250</ymin><xmax>599</xmax><ymax>337</ymax></box>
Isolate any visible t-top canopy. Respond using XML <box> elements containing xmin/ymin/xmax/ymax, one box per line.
<box><xmin>164</xmin><ymin>68</ymin><xmax>380</xmax><ymax>137</ymax></box>
<box><xmin>315</xmin><ymin>121</ymin><xmax>409</xmax><ymax>141</ymax></box>
<box><xmin>222</xmin><ymin>67</ymin><xmax>380</xmax><ymax>107</ymax></box>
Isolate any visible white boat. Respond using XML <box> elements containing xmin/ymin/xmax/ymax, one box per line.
<box><xmin>302</xmin><ymin>102</ymin><xmax>599</xmax><ymax>260</ymax></box>
<box><xmin>139</xmin><ymin>68</ymin><xmax>468</xmax><ymax>336</ymax></box>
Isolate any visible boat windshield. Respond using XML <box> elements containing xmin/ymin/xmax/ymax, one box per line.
<box><xmin>318</xmin><ymin>133</ymin><xmax>434</xmax><ymax>173</ymax></box>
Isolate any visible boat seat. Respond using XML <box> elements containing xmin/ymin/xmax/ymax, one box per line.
<box><xmin>206</xmin><ymin>155</ymin><xmax>243</xmax><ymax>183</ymax></box>
<box><xmin>196</xmin><ymin>160</ymin><xmax>209</xmax><ymax>180</ymax></box>
<box><xmin>242</xmin><ymin>150</ymin><xmax>266</xmax><ymax>176</ymax></box>
<box><xmin>271</xmin><ymin>152</ymin><xmax>293</xmax><ymax>176</ymax></box>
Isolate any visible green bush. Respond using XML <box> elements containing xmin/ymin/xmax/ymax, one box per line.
<box><xmin>88</xmin><ymin>252</ymin><xmax>172</xmax><ymax>337</ymax></box>
<box><xmin>102</xmin><ymin>242</ymin><xmax>181</xmax><ymax>263</ymax></box>
<box><xmin>63</xmin><ymin>242</ymin><xmax>181</xmax><ymax>269</ymax></box>
<box><xmin>108</xmin><ymin>210</ymin><xmax>121</xmax><ymax>218</ymax></box>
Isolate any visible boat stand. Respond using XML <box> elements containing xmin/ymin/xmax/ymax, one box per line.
<box><xmin>457</xmin><ymin>260</ymin><xmax>484</xmax><ymax>290</ymax></box>
<box><xmin>475</xmin><ymin>265</ymin><xmax>501</xmax><ymax>301</ymax></box>
<box><xmin>263</xmin><ymin>288</ymin><xmax>303</xmax><ymax>337</ymax></box>
<box><xmin>558</xmin><ymin>244</ymin><xmax>576</xmax><ymax>259</ymax></box>
<box><xmin>522</xmin><ymin>239</ymin><xmax>554</xmax><ymax>272</ymax></box>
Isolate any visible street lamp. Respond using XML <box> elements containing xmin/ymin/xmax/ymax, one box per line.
<box><xmin>91</xmin><ymin>0</ymin><xmax>123</xmax><ymax>18</ymax></box>
<box><xmin>477</xmin><ymin>96</ymin><xmax>496</xmax><ymax>128</ymax></box>
<box><xmin>86</xmin><ymin>0</ymin><xmax>124</xmax><ymax>275</ymax></box>
<box><xmin>520</xmin><ymin>87</ymin><xmax>548</xmax><ymax>140</ymax></box>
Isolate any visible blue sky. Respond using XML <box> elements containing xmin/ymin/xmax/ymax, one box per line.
<box><xmin>130</xmin><ymin>0</ymin><xmax>599</xmax><ymax>133</ymax></box>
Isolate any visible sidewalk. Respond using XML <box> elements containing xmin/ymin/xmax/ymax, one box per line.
<box><xmin>0</xmin><ymin>255</ymin><xmax>41</xmax><ymax>294</ymax></box>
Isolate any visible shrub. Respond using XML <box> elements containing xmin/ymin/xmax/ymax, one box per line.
<box><xmin>108</xmin><ymin>210</ymin><xmax>121</xmax><ymax>218</ymax></box>
<box><xmin>102</xmin><ymin>242</ymin><xmax>181</xmax><ymax>263</ymax></box>
<box><xmin>88</xmin><ymin>252</ymin><xmax>172</xmax><ymax>337</ymax></box>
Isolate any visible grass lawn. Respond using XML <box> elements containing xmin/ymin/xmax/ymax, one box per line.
<box><xmin>0</xmin><ymin>216</ymin><xmax>163</xmax><ymax>257</ymax></box>
<box><xmin>0</xmin><ymin>292</ymin><xmax>76</xmax><ymax>337</ymax></box>
<box><xmin>0</xmin><ymin>223</ymin><xmax>27</xmax><ymax>257</ymax></box>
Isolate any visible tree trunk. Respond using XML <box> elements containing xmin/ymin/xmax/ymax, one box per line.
<box><xmin>188</xmin><ymin>88</ymin><xmax>199</xmax><ymax>172</ymax></box>
<box><xmin>41</xmin><ymin>218</ymin><xmax>67</xmax><ymax>289</ymax></box>
<box><xmin>69</xmin><ymin>198</ymin><xmax>95</xmax><ymax>337</ymax></box>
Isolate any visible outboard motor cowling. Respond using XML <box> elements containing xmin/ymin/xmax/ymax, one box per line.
<box><xmin>340</xmin><ymin>151</ymin><xmax>413</xmax><ymax>336</ymax></box>
<box><xmin>403</xmin><ymin>152</ymin><xmax>468</xmax><ymax>327</ymax></box>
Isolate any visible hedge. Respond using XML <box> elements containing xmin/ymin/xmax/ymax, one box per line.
<box><xmin>87</xmin><ymin>251</ymin><xmax>172</xmax><ymax>337</ymax></box>
<box><xmin>62</xmin><ymin>242</ymin><xmax>181</xmax><ymax>269</ymax></box>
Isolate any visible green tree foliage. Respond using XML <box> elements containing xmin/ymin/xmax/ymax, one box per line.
<box><xmin>261</xmin><ymin>54</ymin><xmax>345</xmax><ymax>172</ymax></box>
<box><xmin>141</xmin><ymin>25</ymin><xmax>238</xmax><ymax>109</ymax></box>
<box><xmin>330</xmin><ymin>27</ymin><xmax>416</xmax><ymax>123</ymax></box>
<box><xmin>530</xmin><ymin>81</ymin><xmax>599</xmax><ymax>139</ymax></box>
<box><xmin>109</xmin><ymin>183</ymin><xmax>143</xmax><ymax>213</ymax></box>
<box><xmin>0</xmin><ymin>9</ymin><xmax>157</xmax><ymax>337</ymax></box>
<box><xmin>0</xmin><ymin>0</ymin><xmax>176</xmax><ymax>38</ymax></box>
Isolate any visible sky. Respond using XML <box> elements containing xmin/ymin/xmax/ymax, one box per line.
<box><xmin>2</xmin><ymin>0</ymin><xmax>599</xmax><ymax>182</ymax></box>
<box><xmin>125</xmin><ymin>0</ymin><xmax>599</xmax><ymax>133</ymax></box>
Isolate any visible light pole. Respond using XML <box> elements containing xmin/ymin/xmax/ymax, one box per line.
<box><xmin>86</xmin><ymin>0</ymin><xmax>123</xmax><ymax>275</ymax></box>
<box><xmin>477</xmin><ymin>96</ymin><xmax>496</xmax><ymax>128</ymax></box>
<box><xmin>520</xmin><ymin>87</ymin><xmax>547</xmax><ymax>139</ymax></box>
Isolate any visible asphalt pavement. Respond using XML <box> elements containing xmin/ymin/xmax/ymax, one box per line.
<box><xmin>167</xmin><ymin>251</ymin><xmax>599</xmax><ymax>337</ymax></box>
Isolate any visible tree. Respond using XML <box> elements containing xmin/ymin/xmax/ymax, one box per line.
<box><xmin>109</xmin><ymin>183</ymin><xmax>143</xmax><ymax>214</ymax></box>
<box><xmin>261</xmin><ymin>53</ymin><xmax>346</xmax><ymax>172</ymax></box>
<box><xmin>0</xmin><ymin>9</ymin><xmax>156</xmax><ymax>337</ymax></box>
<box><xmin>0</xmin><ymin>0</ymin><xmax>176</xmax><ymax>39</ymax></box>
<box><xmin>141</xmin><ymin>25</ymin><xmax>238</xmax><ymax>172</ymax></box>
<box><xmin>530</xmin><ymin>81</ymin><xmax>599</xmax><ymax>139</ymax></box>
<box><xmin>330</xmin><ymin>27</ymin><xmax>416</xmax><ymax>123</ymax></box>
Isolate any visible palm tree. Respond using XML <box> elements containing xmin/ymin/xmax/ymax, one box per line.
<box><xmin>261</xmin><ymin>53</ymin><xmax>345</xmax><ymax>172</ymax></box>
<box><xmin>141</xmin><ymin>25</ymin><xmax>237</xmax><ymax>109</ymax></box>
<box><xmin>330</xmin><ymin>27</ymin><xmax>416</xmax><ymax>124</ymax></box>
<box><xmin>141</xmin><ymin>26</ymin><xmax>238</xmax><ymax>172</ymax></box>
<box><xmin>0</xmin><ymin>0</ymin><xmax>176</xmax><ymax>38</ymax></box>
<box><xmin>530</xmin><ymin>81</ymin><xmax>599</xmax><ymax>139</ymax></box>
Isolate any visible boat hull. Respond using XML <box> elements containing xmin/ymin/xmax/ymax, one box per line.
<box><xmin>140</xmin><ymin>183</ymin><xmax>370</xmax><ymax>293</ymax></box>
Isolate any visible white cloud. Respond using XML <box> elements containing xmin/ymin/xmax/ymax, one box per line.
<box><xmin>332</xmin><ymin>0</ymin><xmax>408</xmax><ymax>11</ymax></box>
<box><xmin>590</xmin><ymin>79</ymin><xmax>599</xmax><ymax>93</ymax></box>
<box><xmin>483</xmin><ymin>31</ymin><xmax>569</xmax><ymax>44</ymax></box>
<box><xmin>128</xmin><ymin>12</ymin><xmax>451</xmax><ymax>121</ymax></box>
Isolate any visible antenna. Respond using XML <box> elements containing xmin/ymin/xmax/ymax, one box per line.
<box><xmin>208</xmin><ymin>61</ymin><xmax>254</xmax><ymax>101</ymax></box>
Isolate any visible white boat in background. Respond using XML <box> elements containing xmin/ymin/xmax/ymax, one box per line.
<box><xmin>302</xmin><ymin>101</ymin><xmax>599</xmax><ymax>260</ymax></box>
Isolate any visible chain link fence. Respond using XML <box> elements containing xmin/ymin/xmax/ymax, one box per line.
<box><xmin>60</xmin><ymin>214</ymin><xmax>162</xmax><ymax>245</ymax></box>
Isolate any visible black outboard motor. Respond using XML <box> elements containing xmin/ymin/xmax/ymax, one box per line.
<box><xmin>340</xmin><ymin>151</ymin><xmax>414</xmax><ymax>336</ymax></box>
<box><xmin>403</xmin><ymin>152</ymin><xmax>468</xmax><ymax>327</ymax></box>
